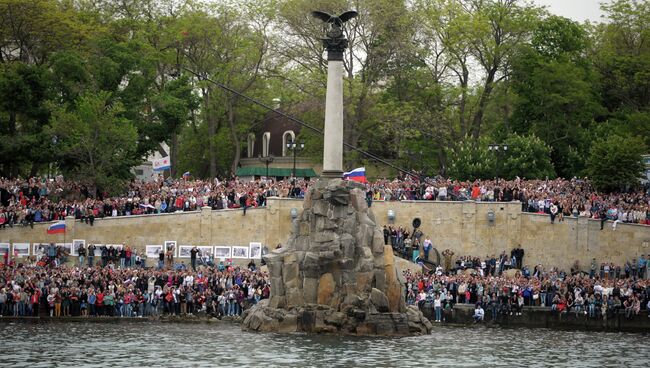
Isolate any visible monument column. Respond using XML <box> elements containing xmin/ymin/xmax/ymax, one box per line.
<box><xmin>321</xmin><ymin>41</ymin><xmax>346</xmax><ymax>178</ymax></box>
<box><xmin>316</xmin><ymin>12</ymin><xmax>356</xmax><ymax>179</ymax></box>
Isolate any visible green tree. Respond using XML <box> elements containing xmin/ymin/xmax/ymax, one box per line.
<box><xmin>446</xmin><ymin>138</ymin><xmax>495</xmax><ymax>180</ymax></box>
<box><xmin>500</xmin><ymin>134</ymin><xmax>555</xmax><ymax>180</ymax></box>
<box><xmin>593</xmin><ymin>0</ymin><xmax>650</xmax><ymax>148</ymax></box>
<box><xmin>510</xmin><ymin>15</ymin><xmax>603</xmax><ymax>177</ymax></box>
<box><xmin>586</xmin><ymin>135</ymin><xmax>646</xmax><ymax>192</ymax></box>
<box><xmin>176</xmin><ymin>2</ymin><xmax>269</xmax><ymax>177</ymax></box>
<box><xmin>152</xmin><ymin>76</ymin><xmax>199</xmax><ymax>177</ymax></box>
<box><xmin>49</xmin><ymin>92</ymin><xmax>139</xmax><ymax>195</ymax></box>
<box><xmin>0</xmin><ymin>63</ymin><xmax>52</xmax><ymax>177</ymax></box>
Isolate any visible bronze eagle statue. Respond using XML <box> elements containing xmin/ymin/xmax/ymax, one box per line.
<box><xmin>311</xmin><ymin>10</ymin><xmax>359</xmax><ymax>26</ymax></box>
<box><xmin>311</xmin><ymin>10</ymin><xmax>358</xmax><ymax>38</ymax></box>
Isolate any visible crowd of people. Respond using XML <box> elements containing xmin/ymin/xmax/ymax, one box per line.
<box><xmin>1</xmin><ymin>175</ymin><xmax>649</xmax><ymax>229</ymax></box>
<box><xmin>365</xmin><ymin>177</ymin><xmax>650</xmax><ymax>225</ymax></box>
<box><xmin>405</xmin><ymin>249</ymin><xmax>650</xmax><ymax>323</ymax></box>
<box><xmin>0</xmin><ymin>176</ymin><xmax>311</xmax><ymax>228</ymax></box>
<box><xmin>0</xmin><ymin>255</ymin><xmax>268</xmax><ymax>319</ymax></box>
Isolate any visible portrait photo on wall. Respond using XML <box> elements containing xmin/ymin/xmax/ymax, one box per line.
<box><xmin>197</xmin><ymin>246</ymin><xmax>213</xmax><ymax>257</ymax></box>
<box><xmin>232</xmin><ymin>245</ymin><xmax>249</xmax><ymax>259</ymax></box>
<box><xmin>178</xmin><ymin>245</ymin><xmax>193</xmax><ymax>258</ymax></box>
<box><xmin>92</xmin><ymin>244</ymin><xmax>103</xmax><ymax>257</ymax></box>
<box><xmin>249</xmin><ymin>242</ymin><xmax>262</xmax><ymax>260</ymax></box>
<box><xmin>146</xmin><ymin>245</ymin><xmax>164</xmax><ymax>258</ymax></box>
<box><xmin>56</xmin><ymin>243</ymin><xmax>73</xmax><ymax>255</ymax></box>
<box><xmin>214</xmin><ymin>246</ymin><xmax>232</xmax><ymax>259</ymax></box>
<box><xmin>12</xmin><ymin>243</ymin><xmax>30</xmax><ymax>257</ymax></box>
<box><xmin>71</xmin><ymin>239</ymin><xmax>86</xmax><ymax>256</ymax></box>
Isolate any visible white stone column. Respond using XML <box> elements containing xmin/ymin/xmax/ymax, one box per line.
<box><xmin>322</xmin><ymin>59</ymin><xmax>344</xmax><ymax>178</ymax></box>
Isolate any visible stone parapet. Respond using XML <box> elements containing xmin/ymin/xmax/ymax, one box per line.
<box><xmin>0</xmin><ymin>199</ymin><xmax>648</xmax><ymax>271</ymax></box>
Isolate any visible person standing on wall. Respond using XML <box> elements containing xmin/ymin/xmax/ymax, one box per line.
<box><xmin>383</xmin><ymin>225</ymin><xmax>389</xmax><ymax>245</ymax></box>
<box><xmin>590</xmin><ymin>258</ymin><xmax>597</xmax><ymax>279</ymax></box>
<box><xmin>78</xmin><ymin>244</ymin><xmax>86</xmax><ymax>268</ymax></box>
<box><xmin>158</xmin><ymin>249</ymin><xmax>164</xmax><ymax>270</ymax></box>
<box><xmin>423</xmin><ymin>237</ymin><xmax>432</xmax><ymax>262</ymax></box>
<box><xmin>166</xmin><ymin>245</ymin><xmax>174</xmax><ymax>268</ymax></box>
<box><xmin>516</xmin><ymin>246</ymin><xmax>524</xmax><ymax>270</ymax></box>
<box><xmin>190</xmin><ymin>246</ymin><xmax>199</xmax><ymax>271</ymax></box>
<box><xmin>87</xmin><ymin>243</ymin><xmax>95</xmax><ymax>267</ymax></box>
<box><xmin>550</xmin><ymin>202</ymin><xmax>558</xmax><ymax>224</ymax></box>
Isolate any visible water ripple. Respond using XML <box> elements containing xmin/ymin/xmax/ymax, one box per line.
<box><xmin>1</xmin><ymin>322</ymin><xmax>647</xmax><ymax>367</ymax></box>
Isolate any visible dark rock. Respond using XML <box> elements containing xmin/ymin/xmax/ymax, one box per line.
<box><xmin>370</xmin><ymin>288</ymin><xmax>390</xmax><ymax>313</ymax></box>
<box><xmin>353</xmin><ymin>309</ymin><xmax>366</xmax><ymax>321</ymax></box>
<box><xmin>298</xmin><ymin>310</ymin><xmax>315</xmax><ymax>332</ymax></box>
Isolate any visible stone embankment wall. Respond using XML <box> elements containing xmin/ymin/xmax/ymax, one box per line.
<box><xmin>1</xmin><ymin>199</ymin><xmax>649</xmax><ymax>270</ymax></box>
<box><xmin>421</xmin><ymin>304</ymin><xmax>650</xmax><ymax>333</ymax></box>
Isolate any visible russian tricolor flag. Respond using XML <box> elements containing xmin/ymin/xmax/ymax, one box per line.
<box><xmin>47</xmin><ymin>222</ymin><xmax>66</xmax><ymax>234</ymax></box>
<box><xmin>343</xmin><ymin>167</ymin><xmax>367</xmax><ymax>183</ymax></box>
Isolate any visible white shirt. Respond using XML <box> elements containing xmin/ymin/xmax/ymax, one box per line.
<box><xmin>184</xmin><ymin>275</ymin><xmax>194</xmax><ymax>287</ymax></box>
<box><xmin>594</xmin><ymin>284</ymin><xmax>604</xmax><ymax>294</ymax></box>
<box><xmin>474</xmin><ymin>308</ymin><xmax>484</xmax><ymax>318</ymax></box>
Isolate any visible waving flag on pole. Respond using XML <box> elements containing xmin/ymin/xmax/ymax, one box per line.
<box><xmin>47</xmin><ymin>222</ymin><xmax>66</xmax><ymax>234</ymax></box>
<box><xmin>343</xmin><ymin>167</ymin><xmax>367</xmax><ymax>183</ymax></box>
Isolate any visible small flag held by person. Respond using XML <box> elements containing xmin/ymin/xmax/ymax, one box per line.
<box><xmin>46</xmin><ymin>222</ymin><xmax>66</xmax><ymax>234</ymax></box>
<box><xmin>182</xmin><ymin>171</ymin><xmax>191</xmax><ymax>180</ymax></box>
<box><xmin>343</xmin><ymin>167</ymin><xmax>367</xmax><ymax>183</ymax></box>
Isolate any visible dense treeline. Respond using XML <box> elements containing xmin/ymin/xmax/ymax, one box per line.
<box><xmin>0</xmin><ymin>0</ymin><xmax>648</xmax><ymax>194</ymax></box>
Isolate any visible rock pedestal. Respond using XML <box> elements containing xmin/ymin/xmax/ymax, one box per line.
<box><xmin>243</xmin><ymin>179</ymin><xmax>432</xmax><ymax>336</ymax></box>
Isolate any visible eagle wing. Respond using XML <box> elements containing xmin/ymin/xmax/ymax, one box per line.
<box><xmin>338</xmin><ymin>10</ymin><xmax>358</xmax><ymax>23</ymax></box>
<box><xmin>311</xmin><ymin>11</ymin><xmax>333</xmax><ymax>23</ymax></box>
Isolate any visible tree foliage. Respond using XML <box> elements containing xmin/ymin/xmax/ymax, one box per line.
<box><xmin>0</xmin><ymin>0</ymin><xmax>647</xmax><ymax>191</ymax></box>
<box><xmin>587</xmin><ymin>135</ymin><xmax>646</xmax><ymax>192</ymax></box>
<box><xmin>446</xmin><ymin>134</ymin><xmax>554</xmax><ymax>181</ymax></box>
<box><xmin>49</xmin><ymin>92</ymin><xmax>139</xmax><ymax>195</ymax></box>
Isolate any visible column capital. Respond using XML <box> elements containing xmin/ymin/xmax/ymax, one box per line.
<box><xmin>323</xmin><ymin>37</ymin><xmax>349</xmax><ymax>61</ymax></box>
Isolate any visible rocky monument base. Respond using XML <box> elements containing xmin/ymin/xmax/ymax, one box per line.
<box><xmin>242</xmin><ymin>179</ymin><xmax>431</xmax><ymax>336</ymax></box>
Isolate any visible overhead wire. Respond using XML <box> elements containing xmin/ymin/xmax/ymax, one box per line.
<box><xmin>183</xmin><ymin>67</ymin><xmax>420</xmax><ymax>179</ymax></box>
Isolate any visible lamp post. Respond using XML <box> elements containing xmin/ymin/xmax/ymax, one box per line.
<box><xmin>488</xmin><ymin>144</ymin><xmax>509</xmax><ymax>183</ymax></box>
<box><xmin>286</xmin><ymin>139</ymin><xmax>305</xmax><ymax>178</ymax></box>
<box><xmin>258</xmin><ymin>154</ymin><xmax>275</xmax><ymax>179</ymax></box>
<box><xmin>50</xmin><ymin>135</ymin><xmax>58</xmax><ymax>180</ymax></box>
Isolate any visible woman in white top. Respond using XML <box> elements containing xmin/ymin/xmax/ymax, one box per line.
<box><xmin>433</xmin><ymin>295</ymin><xmax>442</xmax><ymax>322</ymax></box>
